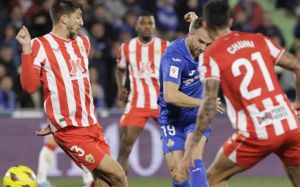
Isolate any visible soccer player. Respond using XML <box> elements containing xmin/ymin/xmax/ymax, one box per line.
<box><xmin>158</xmin><ymin>14</ymin><xmax>223</xmax><ymax>187</ymax></box>
<box><xmin>185</xmin><ymin>1</ymin><xmax>300</xmax><ymax>187</ymax></box>
<box><xmin>116</xmin><ymin>11</ymin><xmax>168</xmax><ymax>174</ymax></box>
<box><xmin>15</xmin><ymin>1</ymin><xmax>128</xmax><ymax>187</ymax></box>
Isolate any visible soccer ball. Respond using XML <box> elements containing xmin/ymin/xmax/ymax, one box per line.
<box><xmin>3</xmin><ymin>165</ymin><xmax>37</xmax><ymax>187</ymax></box>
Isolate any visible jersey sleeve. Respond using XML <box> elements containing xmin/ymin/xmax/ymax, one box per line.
<box><xmin>161</xmin><ymin>55</ymin><xmax>185</xmax><ymax>85</ymax></box>
<box><xmin>198</xmin><ymin>52</ymin><xmax>220</xmax><ymax>81</ymax></box>
<box><xmin>262</xmin><ymin>35</ymin><xmax>285</xmax><ymax>65</ymax></box>
<box><xmin>20</xmin><ymin>38</ymin><xmax>45</xmax><ymax>93</ymax></box>
<box><xmin>31</xmin><ymin>38</ymin><xmax>46</xmax><ymax>68</ymax></box>
<box><xmin>117</xmin><ymin>43</ymin><xmax>127</xmax><ymax>69</ymax></box>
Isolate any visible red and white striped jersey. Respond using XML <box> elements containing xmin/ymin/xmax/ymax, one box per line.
<box><xmin>22</xmin><ymin>33</ymin><xmax>97</xmax><ymax>132</ymax></box>
<box><xmin>117</xmin><ymin>37</ymin><xmax>168</xmax><ymax>110</ymax></box>
<box><xmin>200</xmin><ymin>31</ymin><xmax>299</xmax><ymax>140</ymax></box>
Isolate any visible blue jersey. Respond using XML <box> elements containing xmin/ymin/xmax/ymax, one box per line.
<box><xmin>158</xmin><ymin>36</ymin><xmax>204</xmax><ymax>127</ymax></box>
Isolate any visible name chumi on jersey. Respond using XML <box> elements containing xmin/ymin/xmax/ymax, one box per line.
<box><xmin>227</xmin><ymin>40</ymin><xmax>255</xmax><ymax>54</ymax></box>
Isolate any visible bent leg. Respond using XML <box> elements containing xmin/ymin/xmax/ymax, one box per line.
<box><xmin>286</xmin><ymin>164</ymin><xmax>300</xmax><ymax>187</ymax></box>
<box><xmin>117</xmin><ymin>126</ymin><xmax>143</xmax><ymax>174</ymax></box>
<box><xmin>207</xmin><ymin>148</ymin><xmax>245</xmax><ymax>187</ymax></box>
<box><xmin>93</xmin><ymin>154</ymin><xmax>128</xmax><ymax>187</ymax></box>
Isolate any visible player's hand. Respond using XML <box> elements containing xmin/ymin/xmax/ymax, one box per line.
<box><xmin>182</xmin><ymin>145</ymin><xmax>196</xmax><ymax>168</ymax></box>
<box><xmin>35</xmin><ymin>124</ymin><xmax>52</xmax><ymax>136</ymax></box>
<box><xmin>184</xmin><ymin>12</ymin><xmax>198</xmax><ymax>23</ymax></box>
<box><xmin>15</xmin><ymin>26</ymin><xmax>31</xmax><ymax>53</ymax></box>
<box><xmin>216</xmin><ymin>97</ymin><xmax>225</xmax><ymax>114</ymax></box>
<box><xmin>118</xmin><ymin>87</ymin><xmax>129</xmax><ymax>101</ymax></box>
<box><xmin>292</xmin><ymin>101</ymin><xmax>300</xmax><ymax>120</ymax></box>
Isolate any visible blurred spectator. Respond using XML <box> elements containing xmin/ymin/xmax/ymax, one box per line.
<box><xmin>17</xmin><ymin>0</ymin><xmax>41</xmax><ymax>21</ymax></box>
<box><xmin>90</xmin><ymin>67</ymin><xmax>106</xmax><ymax>109</ymax></box>
<box><xmin>29</xmin><ymin>0</ymin><xmax>53</xmax><ymax>37</ymax></box>
<box><xmin>232</xmin><ymin>0</ymin><xmax>264</xmax><ymax>30</ymax></box>
<box><xmin>90</xmin><ymin>4</ymin><xmax>118</xmax><ymax>40</ymax></box>
<box><xmin>0</xmin><ymin>45</ymin><xmax>18</xmax><ymax>80</ymax></box>
<box><xmin>1</xmin><ymin>24</ymin><xmax>20</xmax><ymax>66</ymax></box>
<box><xmin>7</xmin><ymin>6</ymin><xmax>24</xmax><ymax>30</ymax></box>
<box><xmin>120</xmin><ymin>10</ymin><xmax>138</xmax><ymax>39</ymax></box>
<box><xmin>122</xmin><ymin>0</ymin><xmax>141</xmax><ymax>13</ymax></box>
<box><xmin>155</xmin><ymin>0</ymin><xmax>179</xmax><ymax>32</ymax></box>
<box><xmin>0</xmin><ymin>76</ymin><xmax>16</xmax><ymax>110</ymax></box>
<box><xmin>294</xmin><ymin>18</ymin><xmax>300</xmax><ymax>39</ymax></box>
<box><xmin>276</xmin><ymin>0</ymin><xmax>300</xmax><ymax>16</ymax></box>
<box><xmin>255</xmin><ymin>12</ymin><xmax>286</xmax><ymax>46</ymax></box>
<box><xmin>231</xmin><ymin>11</ymin><xmax>254</xmax><ymax>32</ymax></box>
<box><xmin>0</xmin><ymin>65</ymin><xmax>7</xmax><ymax>81</ymax></box>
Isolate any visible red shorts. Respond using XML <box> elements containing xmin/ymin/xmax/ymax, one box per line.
<box><xmin>120</xmin><ymin>108</ymin><xmax>159</xmax><ymax>128</ymax></box>
<box><xmin>223</xmin><ymin>128</ymin><xmax>300</xmax><ymax>168</ymax></box>
<box><xmin>53</xmin><ymin>124</ymin><xmax>110</xmax><ymax>172</ymax></box>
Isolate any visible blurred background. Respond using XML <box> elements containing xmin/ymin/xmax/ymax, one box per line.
<box><xmin>0</xmin><ymin>0</ymin><xmax>299</xmax><ymax>186</ymax></box>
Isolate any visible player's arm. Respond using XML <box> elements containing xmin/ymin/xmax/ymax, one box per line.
<box><xmin>277</xmin><ymin>51</ymin><xmax>300</xmax><ymax>106</ymax></box>
<box><xmin>163</xmin><ymin>81</ymin><xmax>203</xmax><ymax>107</ymax></box>
<box><xmin>115</xmin><ymin>43</ymin><xmax>129</xmax><ymax>101</ymax></box>
<box><xmin>192</xmin><ymin>79</ymin><xmax>220</xmax><ymax>144</ymax></box>
<box><xmin>16</xmin><ymin>26</ymin><xmax>40</xmax><ymax>93</ymax></box>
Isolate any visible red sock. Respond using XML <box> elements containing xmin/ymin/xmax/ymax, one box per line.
<box><xmin>44</xmin><ymin>143</ymin><xmax>57</xmax><ymax>151</ymax></box>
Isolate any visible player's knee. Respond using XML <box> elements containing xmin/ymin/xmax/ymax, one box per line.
<box><xmin>207</xmin><ymin>168</ymin><xmax>217</xmax><ymax>184</ymax></box>
<box><xmin>169</xmin><ymin>168</ymin><xmax>188</xmax><ymax>182</ymax></box>
<box><xmin>110</xmin><ymin>165</ymin><xmax>127</xmax><ymax>185</ymax></box>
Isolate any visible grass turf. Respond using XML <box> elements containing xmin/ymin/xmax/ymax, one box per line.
<box><xmin>15</xmin><ymin>177</ymin><xmax>291</xmax><ymax>187</ymax></box>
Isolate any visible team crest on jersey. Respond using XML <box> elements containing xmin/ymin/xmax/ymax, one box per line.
<box><xmin>85</xmin><ymin>154</ymin><xmax>95</xmax><ymax>163</ymax></box>
<box><xmin>166</xmin><ymin>139</ymin><xmax>174</xmax><ymax>148</ymax></box>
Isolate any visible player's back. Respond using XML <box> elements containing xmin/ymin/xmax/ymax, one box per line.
<box><xmin>202</xmin><ymin>31</ymin><xmax>299</xmax><ymax>139</ymax></box>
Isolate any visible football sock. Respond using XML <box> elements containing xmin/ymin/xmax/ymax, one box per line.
<box><xmin>82</xmin><ymin>171</ymin><xmax>94</xmax><ymax>187</ymax></box>
<box><xmin>173</xmin><ymin>180</ymin><xmax>190</xmax><ymax>187</ymax></box>
<box><xmin>37</xmin><ymin>145</ymin><xmax>55</xmax><ymax>184</ymax></box>
<box><xmin>190</xmin><ymin>159</ymin><xmax>207</xmax><ymax>187</ymax></box>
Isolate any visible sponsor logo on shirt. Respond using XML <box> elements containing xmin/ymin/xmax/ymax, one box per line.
<box><xmin>188</xmin><ymin>70</ymin><xmax>196</xmax><ymax>76</ymax></box>
<box><xmin>170</xmin><ymin>66</ymin><xmax>179</xmax><ymax>78</ymax></box>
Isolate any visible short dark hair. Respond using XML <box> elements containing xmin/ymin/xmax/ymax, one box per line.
<box><xmin>191</xmin><ymin>17</ymin><xmax>204</xmax><ymax>31</ymax></box>
<box><xmin>50</xmin><ymin>0</ymin><xmax>83</xmax><ymax>24</ymax></box>
<box><xmin>203</xmin><ymin>0</ymin><xmax>231</xmax><ymax>30</ymax></box>
<box><xmin>138</xmin><ymin>10</ymin><xmax>154</xmax><ymax>18</ymax></box>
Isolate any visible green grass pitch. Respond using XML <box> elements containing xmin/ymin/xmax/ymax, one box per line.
<box><xmin>29</xmin><ymin>177</ymin><xmax>291</xmax><ymax>187</ymax></box>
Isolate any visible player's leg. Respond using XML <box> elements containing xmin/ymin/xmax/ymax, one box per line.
<box><xmin>285</xmin><ymin>164</ymin><xmax>300</xmax><ymax>187</ymax></box>
<box><xmin>161</xmin><ymin>124</ymin><xmax>189</xmax><ymax>187</ymax></box>
<box><xmin>186</xmin><ymin>127</ymin><xmax>211</xmax><ymax>187</ymax></box>
<box><xmin>207</xmin><ymin>148</ymin><xmax>245</xmax><ymax>187</ymax></box>
<box><xmin>276</xmin><ymin>128</ymin><xmax>300</xmax><ymax>187</ymax></box>
<box><xmin>37</xmin><ymin>135</ymin><xmax>57</xmax><ymax>187</ymax></box>
<box><xmin>93</xmin><ymin>154</ymin><xmax>128</xmax><ymax>187</ymax></box>
<box><xmin>117</xmin><ymin>110</ymin><xmax>146</xmax><ymax>174</ymax></box>
<box><xmin>207</xmin><ymin>132</ymin><xmax>271</xmax><ymax>187</ymax></box>
<box><xmin>53</xmin><ymin>125</ymin><xmax>128</xmax><ymax>187</ymax></box>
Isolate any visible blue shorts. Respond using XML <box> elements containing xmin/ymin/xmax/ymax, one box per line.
<box><xmin>160</xmin><ymin>122</ymin><xmax>211</xmax><ymax>154</ymax></box>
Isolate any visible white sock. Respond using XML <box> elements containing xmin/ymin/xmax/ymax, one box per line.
<box><xmin>37</xmin><ymin>146</ymin><xmax>55</xmax><ymax>184</ymax></box>
<box><xmin>82</xmin><ymin>171</ymin><xmax>94</xmax><ymax>187</ymax></box>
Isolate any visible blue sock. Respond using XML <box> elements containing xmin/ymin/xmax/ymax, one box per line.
<box><xmin>172</xmin><ymin>180</ymin><xmax>190</xmax><ymax>187</ymax></box>
<box><xmin>190</xmin><ymin>159</ymin><xmax>207</xmax><ymax>187</ymax></box>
